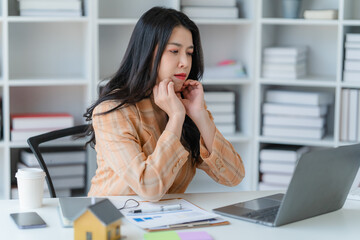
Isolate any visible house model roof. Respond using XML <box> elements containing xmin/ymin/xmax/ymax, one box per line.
<box><xmin>87</xmin><ymin>199</ymin><xmax>123</xmax><ymax>226</ymax></box>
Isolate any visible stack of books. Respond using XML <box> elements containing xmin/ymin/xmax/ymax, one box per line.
<box><xmin>204</xmin><ymin>91</ymin><xmax>236</xmax><ymax>135</ymax></box>
<box><xmin>11</xmin><ymin>113</ymin><xmax>74</xmax><ymax>141</ymax></box>
<box><xmin>259</xmin><ymin>145</ymin><xmax>309</xmax><ymax>190</ymax></box>
<box><xmin>340</xmin><ymin>88</ymin><xmax>360</xmax><ymax>142</ymax></box>
<box><xmin>262</xmin><ymin>46</ymin><xmax>308</xmax><ymax>79</ymax></box>
<box><xmin>303</xmin><ymin>9</ymin><xmax>338</xmax><ymax>20</ymax></box>
<box><xmin>181</xmin><ymin>0</ymin><xmax>239</xmax><ymax>19</ymax></box>
<box><xmin>203</xmin><ymin>60</ymin><xmax>247</xmax><ymax>80</ymax></box>
<box><xmin>18</xmin><ymin>0</ymin><xmax>83</xmax><ymax>17</ymax></box>
<box><xmin>262</xmin><ymin>89</ymin><xmax>334</xmax><ymax>139</ymax></box>
<box><xmin>343</xmin><ymin>33</ymin><xmax>360</xmax><ymax>82</ymax></box>
<box><xmin>14</xmin><ymin>149</ymin><xmax>87</xmax><ymax>198</ymax></box>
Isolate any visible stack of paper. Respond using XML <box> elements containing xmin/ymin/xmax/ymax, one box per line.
<box><xmin>15</xmin><ymin>149</ymin><xmax>87</xmax><ymax>197</ymax></box>
<box><xmin>181</xmin><ymin>0</ymin><xmax>239</xmax><ymax>19</ymax></box>
<box><xmin>203</xmin><ymin>61</ymin><xmax>246</xmax><ymax>80</ymax></box>
<box><xmin>205</xmin><ymin>91</ymin><xmax>236</xmax><ymax>135</ymax></box>
<box><xmin>262</xmin><ymin>89</ymin><xmax>334</xmax><ymax>139</ymax></box>
<box><xmin>340</xmin><ymin>88</ymin><xmax>360</xmax><ymax>142</ymax></box>
<box><xmin>258</xmin><ymin>145</ymin><xmax>309</xmax><ymax>190</ymax></box>
<box><xmin>343</xmin><ymin>33</ymin><xmax>360</xmax><ymax>82</ymax></box>
<box><xmin>118</xmin><ymin>198</ymin><xmax>228</xmax><ymax>231</ymax></box>
<box><xmin>18</xmin><ymin>0</ymin><xmax>83</xmax><ymax>17</ymax></box>
<box><xmin>262</xmin><ymin>46</ymin><xmax>308</xmax><ymax>79</ymax></box>
<box><xmin>303</xmin><ymin>9</ymin><xmax>338</xmax><ymax>20</ymax></box>
<box><xmin>10</xmin><ymin>113</ymin><xmax>74</xmax><ymax>141</ymax></box>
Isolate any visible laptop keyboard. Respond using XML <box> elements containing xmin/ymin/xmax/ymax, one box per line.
<box><xmin>244</xmin><ymin>206</ymin><xmax>280</xmax><ymax>222</ymax></box>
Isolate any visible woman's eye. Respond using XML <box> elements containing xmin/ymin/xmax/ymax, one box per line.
<box><xmin>170</xmin><ymin>50</ymin><xmax>178</xmax><ymax>54</ymax></box>
<box><xmin>187</xmin><ymin>52</ymin><xmax>193</xmax><ymax>56</ymax></box>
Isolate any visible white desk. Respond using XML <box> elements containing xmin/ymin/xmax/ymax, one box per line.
<box><xmin>1</xmin><ymin>191</ymin><xmax>359</xmax><ymax>240</ymax></box>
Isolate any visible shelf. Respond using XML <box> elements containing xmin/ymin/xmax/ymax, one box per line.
<box><xmin>259</xmin><ymin>76</ymin><xmax>337</xmax><ymax>87</ymax></box>
<box><xmin>258</xmin><ymin>135</ymin><xmax>335</xmax><ymax>147</ymax></box>
<box><xmin>98</xmin><ymin>18</ymin><xmax>137</xmax><ymax>25</ymax></box>
<box><xmin>7</xmin><ymin>16</ymin><xmax>89</xmax><ymax>23</ymax></box>
<box><xmin>202</xmin><ymin>78</ymin><xmax>252</xmax><ymax>85</ymax></box>
<box><xmin>341</xmin><ymin>81</ymin><xmax>360</xmax><ymax>88</ymax></box>
<box><xmin>223</xmin><ymin>133</ymin><xmax>251</xmax><ymax>143</ymax></box>
<box><xmin>193</xmin><ymin>18</ymin><xmax>253</xmax><ymax>25</ymax></box>
<box><xmin>8</xmin><ymin>79</ymin><xmax>89</xmax><ymax>87</ymax></box>
<box><xmin>342</xmin><ymin>20</ymin><xmax>360</xmax><ymax>26</ymax></box>
<box><xmin>261</xmin><ymin>18</ymin><xmax>338</xmax><ymax>26</ymax></box>
<box><xmin>9</xmin><ymin>139</ymin><xmax>88</xmax><ymax>148</ymax></box>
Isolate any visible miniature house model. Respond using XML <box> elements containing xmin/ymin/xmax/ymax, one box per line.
<box><xmin>74</xmin><ymin>199</ymin><xmax>123</xmax><ymax>240</ymax></box>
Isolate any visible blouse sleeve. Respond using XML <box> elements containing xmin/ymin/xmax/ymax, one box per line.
<box><xmin>196</xmin><ymin>111</ymin><xmax>245</xmax><ymax>186</ymax></box>
<box><xmin>93</xmin><ymin>102</ymin><xmax>189</xmax><ymax>201</ymax></box>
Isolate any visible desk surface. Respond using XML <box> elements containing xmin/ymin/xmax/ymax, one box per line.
<box><xmin>1</xmin><ymin>191</ymin><xmax>359</xmax><ymax>240</ymax></box>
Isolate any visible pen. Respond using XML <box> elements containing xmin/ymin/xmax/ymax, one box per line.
<box><xmin>130</xmin><ymin>204</ymin><xmax>182</xmax><ymax>213</ymax></box>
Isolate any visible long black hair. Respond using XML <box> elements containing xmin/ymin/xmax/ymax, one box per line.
<box><xmin>84</xmin><ymin>7</ymin><xmax>204</xmax><ymax>164</ymax></box>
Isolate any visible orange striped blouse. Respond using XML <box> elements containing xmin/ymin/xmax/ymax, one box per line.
<box><xmin>88</xmin><ymin>98</ymin><xmax>245</xmax><ymax>201</ymax></box>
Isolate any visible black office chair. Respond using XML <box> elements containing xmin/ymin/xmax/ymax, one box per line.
<box><xmin>27</xmin><ymin>124</ymin><xmax>89</xmax><ymax>198</ymax></box>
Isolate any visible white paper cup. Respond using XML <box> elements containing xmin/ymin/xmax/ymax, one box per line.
<box><xmin>15</xmin><ymin>168</ymin><xmax>46</xmax><ymax>209</ymax></box>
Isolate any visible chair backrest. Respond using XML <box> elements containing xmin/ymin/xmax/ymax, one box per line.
<box><xmin>27</xmin><ymin>124</ymin><xmax>89</xmax><ymax>198</ymax></box>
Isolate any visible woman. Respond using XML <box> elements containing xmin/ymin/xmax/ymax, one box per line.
<box><xmin>84</xmin><ymin>7</ymin><xmax>245</xmax><ymax>201</ymax></box>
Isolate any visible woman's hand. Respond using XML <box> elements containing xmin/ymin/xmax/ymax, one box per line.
<box><xmin>153</xmin><ymin>79</ymin><xmax>186</xmax><ymax>138</ymax></box>
<box><xmin>180</xmin><ymin>80</ymin><xmax>206</xmax><ymax>121</ymax></box>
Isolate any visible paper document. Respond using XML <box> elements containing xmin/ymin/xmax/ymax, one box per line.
<box><xmin>116</xmin><ymin>198</ymin><xmax>227</xmax><ymax>231</ymax></box>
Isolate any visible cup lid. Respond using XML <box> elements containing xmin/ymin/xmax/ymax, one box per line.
<box><xmin>15</xmin><ymin>168</ymin><xmax>45</xmax><ymax>179</ymax></box>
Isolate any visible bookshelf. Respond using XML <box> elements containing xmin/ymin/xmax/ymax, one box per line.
<box><xmin>255</xmin><ymin>0</ymin><xmax>360</xmax><ymax>190</ymax></box>
<box><xmin>0</xmin><ymin>0</ymin><xmax>93</xmax><ymax>199</ymax></box>
<box><xmin>1</xmin><ymin>0</ymin><xmax>360</xmax><ymax>199</ymax></box>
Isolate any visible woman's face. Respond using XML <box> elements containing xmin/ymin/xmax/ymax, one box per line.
<box><xmin>156</xmin><ymin>26</ymin><xmax>194</xmax><ymax>93</ymax></box>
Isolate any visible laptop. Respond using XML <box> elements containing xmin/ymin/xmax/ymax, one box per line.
<box><xmin>213</xmin><ymin>143</ymin><xmax>360</xmax><ymax>227</ymax></box>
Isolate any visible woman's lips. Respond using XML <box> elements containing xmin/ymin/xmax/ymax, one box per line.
<box><xmin>174</xmin><ymin>73</ymin><xmax>187</xmax><ymax>81</ymax></box>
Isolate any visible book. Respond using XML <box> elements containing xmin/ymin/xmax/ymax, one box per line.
<box><xmin>345</xmin><ymin>42</ymin><xmax>360</xmax><ymax>49</ymax></box>
<box><xmin>18</xmin><ymin>162</ymin><xmax>85</xmax><ymax>178</ymax></box>
<box><xmin>51</xmin><ymin>176</ymin><xmax>85</xmax><ymax>189</ymax></box>
<box><xmin>216</xmin><ymin>124</ymin><xmax>236</xmax><ymax>134</ymax></box>
<box><xmin>262</xmin><ymin>61</ymin><xmax>306</xmax><ymax>72</ymax></box>
<box><xmin>344</xmin><ymin>60</ymin><xmax>360</xmax><ymax>71</ymax></box>
<box><xmin>262</xmin><ymin>68</ymin><xmax>306</xmax><ymax>79</ymax></box>
<box><xmin>303</xmin><ymin>9</ymin><xmax>338</xmax><ymax>20</ymax></box>
<box><xmin>262</xmin><ymin>103</ymin><xmax>328</xmax><ymax>117</ymax></box>
<box><xmin>203</xmin><ymin>63</ymin><xmax>247</xmax><ymax>79</ymax></box>
<box><xmin>346</xmin><ymin>33</ymin><xmax>360</xmax><ymax>42</ymax></box>
<box><xmin>212</xmin><ymin>113</ymin><xmax>235</xmax><ymax>124</ymax></box>
<box><xmin>11</xmin><ymin>128</ymin><xmax>64</xmax><ymax>141</ymax></box>
<box><xmin>265</xmin><ymin>90</ymin><xmax>333</xmax><ymax>106</ymax></box>
<box><xmin>11</xmin><ymin>113</ymin><xmax>74</xmax><ymax>130</ymax></box>
<box><xmin>345</xmin><ymin>49</ymin><xmax>360</xmax><ymax>60</ymax></box>
<box><xmin>343</xmin><ymin>71</ymin><xmax>360</xmax><ymax>82</ymax></box>
<box><xmin>206</xmin><ymin>103</ymin><xmax>234</xmax><ymax>113</ymax></box>
<box><xmin>348</xmin><ymin>89</ymin><xmax>359</xmax><ymax>141</ymax></box>
<box><xmin>181</xmin><ymin>0</ymin><xmax>236</xmax><ymax>7</ymax></box>
<box><xmin>204</xmin><ymin>92</ymin><xmax>235</xmax><ymax>103</ymax></box>
<box><xmin>340</xmin><ymin>89</ymin><xmax>350</xmax><ymax>141</ymax></box>
<box><xmin>260</xmin><ymin>162</ymin><xmax>295</xmax><ymax>174</ymax></box>
<box><xmin>259</xmin><ymin>145</ymin><xmax>309</xmax><ymax>162</ymax></box>
<box><xmin>58</xmin><ymin>197</ymin><xmax>105</xmax><ymax>227</ymax></box>
<box><xmin>263</xmin><ymin>46</ymin><xmax>307</xmax><ymax>56</ymax></box>
<box><xmin>21</xmin><ymin>150</ymin><xmax>86</xmax><ymax>167</ymax></box>
<box><xmin>263</xmin><ymin>115</ymin><xmax>325</xmax><ymax>128</ymax></box>
<box><xmin>20</xmin><ymin>9</ymin><xmax>82</xmax><ymax>17</ymax></box>
<box><xmin>19</xmin><ymin>1</ymin><xmax>81</xmax><ymax>10</ymax></box>
<box><xmin>263</xmin><ymin>53</ymin><xmax>306</xmax><ymax>64</ymax></box>
<box><xmin>181</xmin><ymin>6</ymin><xmax>238</xmax><ymax>19</ymax></box>
<box><xmin>262</xmin><ymin>126</ymin><xmax>325</xmax><ymax>139</ymax></box>
<box><xmin>262</xmin><ymin>173</ymin><xmax>292</xmax><ymax>185</ymax></box>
